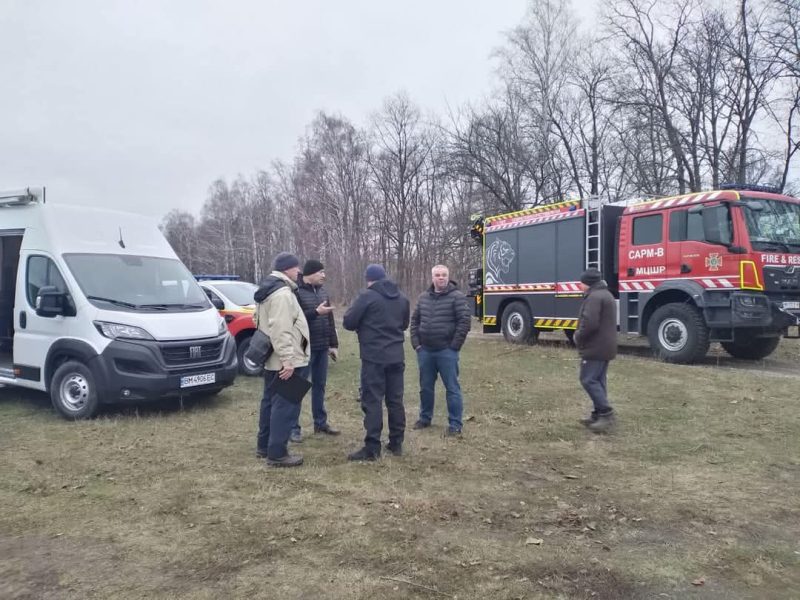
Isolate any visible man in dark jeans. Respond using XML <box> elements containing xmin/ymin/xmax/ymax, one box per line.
<box><xmin>574</xmin><ymin>268</ymin><xmax>618</xmax><ymax>433</ymax></box>
<box><xmin>343</xmin><ymin>264</ymin><xmax>410</xmax><ymax>461</ymax></box>
<box><xmin>411</xmin><ymin>264</ymin><xmax>471</xmax><ymax>435</ymax></box>
<box><xmin>291</xmin><ymin>259</ymin><xmax>340</xmax><ymax>441</ymax></box>
<box><xmin>254</xmin><ymin>252</ymin><xmax>310</xmax><ymax>467</ymax></box>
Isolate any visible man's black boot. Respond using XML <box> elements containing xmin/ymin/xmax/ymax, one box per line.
<box><xmin>347</xmin><ymin>447</ymin><xmax>379</xmax><ymax>462</ymax></box>
<box><xmin>385</xmin><ymin>443</ymin><xmax>403</xmax><ymax>457</ymax></box>
<box><xmin>266</xmin><ymin>454</ymin><xmax>304</xmax><ymax>468</ymax></box>
<box><xmin>588</xmin><ymin>412</ymin><xmax>616</xmax><ymax>433</ymax></box>
<box><xmin>314</xmin><ymin>424</ymin><xmax>340</xmax><ymax>436</ymax></box>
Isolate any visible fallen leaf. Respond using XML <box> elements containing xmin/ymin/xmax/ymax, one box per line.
<box><xmin>692</xmin><ymin>577</ymin><xmax>705</xmax><ymax>586</ymax></box>
<box><xmin>564</xmin><ymin>474</ymin><xmax>579</xmax><ymax>480</ymax></box>
<box><xmin>525</xmin><ymin>537</ymin><xmax>543</xmax><ymax>545</ymax></box>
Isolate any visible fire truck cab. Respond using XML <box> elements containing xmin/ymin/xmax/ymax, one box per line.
<box><xmin>469</xmin><ymin>185</ymin><xmax>800</xmax><ymax>363</ymax></box>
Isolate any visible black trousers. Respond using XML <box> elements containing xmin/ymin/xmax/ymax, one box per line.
<box><xmin>360</xmin><ymin>360</ymin><xmax>406</xmax><ymax>452</ymax></box>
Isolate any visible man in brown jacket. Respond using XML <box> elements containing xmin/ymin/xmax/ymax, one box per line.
<box><xmin>574</xmin><ymin>268</ymin><xmax>617</xmax><ymax>432</ymax></box>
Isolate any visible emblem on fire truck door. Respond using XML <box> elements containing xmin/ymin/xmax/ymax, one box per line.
<box><xmin>705</xmin><ymin>253</ymin><xmax>723</xmax><ymax>271</ymax></box>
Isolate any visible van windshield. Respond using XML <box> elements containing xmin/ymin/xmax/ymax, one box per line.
<box><xmin>63</xmin><ymin>254</ymin><xmax>211</xmax><ymax>312</ymax></box>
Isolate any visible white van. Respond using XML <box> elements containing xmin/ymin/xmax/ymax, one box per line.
<box><xmin>0</xmin><ymin>188</ymin><xmax>238</xmax><ymax>419</ymax></box>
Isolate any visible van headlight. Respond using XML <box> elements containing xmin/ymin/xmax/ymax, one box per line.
<box><xmin>218</xmin><ymin>316</ymin><xmax>228</xmax><ymax>335</ymax></box>
<box><xmin>94</xmin><ymin>321</ymin><xmax>155</xmax><ymax>341</ymax></box>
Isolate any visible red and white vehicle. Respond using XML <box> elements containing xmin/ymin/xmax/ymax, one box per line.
<box><xmin>196</xmin><ymin>277</ymin><xmax>262</xmax><ymax>376</ymax></box>
<box><xmin>468</xmin><ymin>185</ymin><xmax>800</xmax><ymax>363</ymax></box>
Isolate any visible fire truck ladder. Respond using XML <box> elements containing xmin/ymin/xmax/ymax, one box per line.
<box><xmin>585</xmin><ymin>198</ymin><xmax>601</xmax><ymax>270</ymax></box>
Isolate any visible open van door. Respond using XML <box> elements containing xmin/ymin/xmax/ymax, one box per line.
<box><xmin>0</xmin><ymin>232</ymin><xmax>23</xmax><ymax>376</ymax></box>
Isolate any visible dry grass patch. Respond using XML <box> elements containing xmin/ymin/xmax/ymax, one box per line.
<box><xmin>1</xmin><ymin>330</ymin><xmax>799</xmax><ymax>599</ymax></box>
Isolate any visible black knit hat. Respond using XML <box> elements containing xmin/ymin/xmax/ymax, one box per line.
<box><xmin>273</xmin><ymin>252</ymin><xmax>300</xmax><ymax>272</ymax></box>
<box><xmin>580</xmin><ymin>268</ymin><xmax>602</xmax><ymax>286</ymax></box>
<box><xmin>302</xmin><ymin>259</ymin><xmax>324</xmax><ymax>276</ymax></box>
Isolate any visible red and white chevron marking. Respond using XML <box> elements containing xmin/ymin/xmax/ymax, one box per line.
<box><xmin>619</xmin><ymin>277</ymin><xmax>738</xmax><ymax>291</ymax></box>
<box><xmin>699</xmin><ymin>277</ymin><xmax>737</xmax><ymax>289</ymax></box>
<box><xmin>484</xmin><ymin>283</ymin><xmax>555</xmax><ymax>292</ymax></box>
<box><xmin>619</xmin><ymin>281</ymin><xmax>657</xmax><ymax>291</ymax></box>
<box><xmin>629</xmin><ymin>191</ymin><xmax>724</xmax><ymax>212</ymax></box>
<box><xmin>485</xmin><ymin>209</ymin><xmax>584</xmax><ymax>232</ymax></box>
<box><xmin>556</xmin><ymin>282</ymin><xmax>583</xmax><ymax>293</ymax></box>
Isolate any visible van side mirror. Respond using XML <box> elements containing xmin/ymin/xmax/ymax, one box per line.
<box><xmin>210</xmin><ymin>296</ymin><xmax>224</xmax><ymax>310</ymax></box>
<box><xmin>35</xmin><ymin>286</ymin><xmax>67</xmax><ymax>317</ymax></box>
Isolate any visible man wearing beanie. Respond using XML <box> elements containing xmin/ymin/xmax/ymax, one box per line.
<box><xmin>574</xmin><ymin>268</ymin><xmax>617</xmax><ymax>432</ymax></box>
<box><xmin>253</xmin><ymin>252</ymin><xmax>310</xmax><ymax>467</ymax></box>
<box><xmin>343</xmin><ymin>264</ymin><xmax>410</xmax><ymax>461</ymax></box>
<box><xmin>291</xmin><ymin>259</ymin><xmax>339</xmax><ymax>441</ymax></box>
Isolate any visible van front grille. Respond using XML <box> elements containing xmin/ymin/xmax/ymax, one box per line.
<box><xmin>160</xmin><ymin>341</ymin><xmax>223</xmax><ymax>365</ymax></box>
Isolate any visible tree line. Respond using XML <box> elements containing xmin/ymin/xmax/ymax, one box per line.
<box><xmin>162</xmin><ymin>0</ymin><xmax>799</xmax><ymax>303</ymax></box>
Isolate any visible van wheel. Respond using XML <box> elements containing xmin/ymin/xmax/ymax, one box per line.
<box><xmin>647</xmin><ymin>303</ymin><xmax>710</xmax><ymax>364</ymax></box>
<box><xmin>50</xmin><ymin>360</ymin><xmax>100</xmax><ymax>419</ymax></box>
<box><xmin>721</xmin><ymin>335</ymin><xmax>780</xmax><ymax>360</ymax></box>
<box><xmin>237</xmin><ymin>335</ymin><xmax>264</xmax><ymax>376</ymax></box>
<box><xmin>502</xmin><ymin>301</ymin><xmax>538</xmax><ymax>345</ymax></box>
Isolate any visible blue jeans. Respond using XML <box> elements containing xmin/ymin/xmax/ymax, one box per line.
<box><xmin>292</xmin><ymin>352</ymin><xmax>328</xmax><ymax>434</ymax></box>
<box><xmin>257</xmin><ymin>370</ymin><xmax>303</xmax><ymax>460</ymax></box>
<box><xmin>417</xmin><ymin>347</ymin><xmax>463</xmax><ymax>430</ymax></box>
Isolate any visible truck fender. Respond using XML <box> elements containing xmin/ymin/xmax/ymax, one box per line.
<box><xmin>640</xmin><ymin>280</ymin><xmax>706</xmax><ymax>333</ymax></box>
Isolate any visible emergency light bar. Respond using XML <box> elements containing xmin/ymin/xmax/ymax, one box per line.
<box><xmin>719</xmin><ymin>183</ymin><xmax>782</xmax><ymax>194</ymax></box>
<box><xmin>194</xmin><ymin>274</ymin><xmax>241</xmax><ymax>281</ymax></box>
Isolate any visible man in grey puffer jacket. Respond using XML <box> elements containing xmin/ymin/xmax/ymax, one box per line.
<box><xmin>410</xmin><ymin>265</ymin><xmax>471</xmax><ymax>435</ymax></box>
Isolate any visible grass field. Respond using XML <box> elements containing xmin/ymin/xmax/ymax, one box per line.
<box><xmin>1</xmin><ymin>331</ymin><xmax>799</xmax><ymax>599</ymax></box>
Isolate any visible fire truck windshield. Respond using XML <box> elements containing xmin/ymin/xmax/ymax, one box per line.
<box><xmin>742</xmin><ymin>198</ymin><xmax>800</xmax><ymax>253</ymax></box>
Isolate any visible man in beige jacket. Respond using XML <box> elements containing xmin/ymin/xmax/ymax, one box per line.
<box><xmin>254</xmin><ymin>252</ymin><xmax>311</xmax><ymax>467</ymax></box>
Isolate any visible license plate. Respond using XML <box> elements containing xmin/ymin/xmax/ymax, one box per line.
<box><xmin>782</xmin><ymin>301</ymin><xmax>800</xmax><ymax>310</ymax></box>
<box><xmin>180</xmin><ymin>373</ymin><xmax>215</xmax><ymax>388</ymax></box>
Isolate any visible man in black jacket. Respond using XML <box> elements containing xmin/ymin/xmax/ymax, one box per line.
<box><xmin>574</xmin><ymin>268</ymin><xmax>618</xmax><ymax>433</ymax></box>
<box><xmin>343</xmin><ymin>264</ymin><xmax>410</xmax><ymax>461</ymax></box>
<box><xmin>290</xmin><ymin>259</ymin><xmax>340</xmax><ymax>442</ymax></box>
<box><xmin>410</xmin><ymin>265</ymin><xmax>471</xmax><ymax>435</ymax></box>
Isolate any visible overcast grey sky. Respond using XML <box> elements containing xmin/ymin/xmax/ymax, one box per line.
<box><xmin>1</xmin><ymin>0</ymin><xmax>599</xmax><ymax>218</ymax></box>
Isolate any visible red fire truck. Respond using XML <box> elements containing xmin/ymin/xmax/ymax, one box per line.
<box><xmin>467</xmin><ymin>185</ymin><xmax>800</xmax><ymax>363</ymax></box>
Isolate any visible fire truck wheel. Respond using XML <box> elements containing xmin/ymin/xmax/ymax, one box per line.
<box><xmin>564</xmin><ymin>329</ymin><xmax>576</xmax><ymax>347</ymax></box>
<box><xmin>237</xmin><ymin>335</ymin><xmax>264</xmax><ymax>377</ymax></box>
<box><xmin>647</xmin><ymin>303</ymin><xmax>710</xmax><ymax>363</ymax></box>
<box><xmin>721</xmin><ymin>335</ymin><xmax>780</xmax><ymax>360</ymax></box>
<box><xmin>501</xmin><ymin>301</ymin><xmax>538</xmax><ymax>345</ymax></box>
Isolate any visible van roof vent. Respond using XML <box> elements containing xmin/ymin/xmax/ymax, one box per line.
<box><xmin>0</xmin><ymin>187</ymin><xmax>43</xmax><ymax>207</ymax></box>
